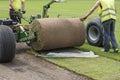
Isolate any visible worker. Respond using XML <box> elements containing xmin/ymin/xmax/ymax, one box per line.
<box><xmin>81</xmin><ymin>0</ymin><xmax>118</xmax><ymax>53</ymax></box>
<box><xmin>9</xmin><ymin>0</ymin><xmax>25</xmax><ymax>23</ymax></box>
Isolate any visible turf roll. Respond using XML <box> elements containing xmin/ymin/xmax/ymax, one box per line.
<box><xmin>30</xmin><ymin>18</ymin><xmax>86</xmax><ymax>51</ymax></box>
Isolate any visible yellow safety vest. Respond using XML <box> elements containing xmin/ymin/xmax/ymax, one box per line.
<box><xmin>12</xmin><ymin>0</ymin><xmax>24</xmax><ymax>10</ymax></box>
<box><xmin>98</xmin><ymin>0</ymin><xmax>116</xmax><ymax>22</ymax></box>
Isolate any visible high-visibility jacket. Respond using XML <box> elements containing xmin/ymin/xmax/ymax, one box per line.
<box><xmin>98</xmin><ymin>0</ymin><xmax>116</xmax><ymax>22</ymax></box>
<box><xmin>12</xmin><ymin>0</ymin><xmax>24</xmax><ymax>10</ymax></box>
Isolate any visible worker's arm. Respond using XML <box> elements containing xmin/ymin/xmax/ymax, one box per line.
<box><xmin>21</xmin><ymin>0</ymin><xmax>26</xmax><ymax>14</ymax></box>
<box><xmin>114</xmin><ymin>1</ymin><xmax>117</xmax><ymax>14</ymax></box>
<box><xmin>21</xmin><ymin>0</ymin><xmax>25</xmax><ymax>11</ymax></box>
<box><xmin>81</xmin><ymin>1</ymin><xmax>101</xmax><ymax>21</ymax></box>
<box><xmin>9</xmin><ymin>0</ymin><xmax>16</xmax><ymax>11</ymax></box>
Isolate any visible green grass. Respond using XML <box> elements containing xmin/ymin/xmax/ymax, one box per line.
<box><xmin>1</xmin><ymin>0</ymin><xmax>120</xmax><ymax>80</ymax></box>
<box><xmin>46</xmin><ymin>57</ymin><xmax>120</xmax><ymax>80</ymax></box>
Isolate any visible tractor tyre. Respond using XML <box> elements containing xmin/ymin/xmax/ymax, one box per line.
<box><xmin>0</xmin><ymin>25</ymin><xmax>16</xmax><ymax>63</ymax></box>
<box><xmin>86</xmin><ymin>18</ymin><xmax>104</xmax><ymax>47</ymax></box>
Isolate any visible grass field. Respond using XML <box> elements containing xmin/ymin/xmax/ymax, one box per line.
<box><xmin>1</xmin><ymin>0</ymin><xmax>120</xmax><ymax>80</ymax></box>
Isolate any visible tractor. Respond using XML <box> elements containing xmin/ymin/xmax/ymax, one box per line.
<box><xmin>0</xmin><ymin>0</ymin><xmax>65</xmax><ymax>63</ymax></box>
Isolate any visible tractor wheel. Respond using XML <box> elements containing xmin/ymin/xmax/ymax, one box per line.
<box><xmin>86</xmin><ymin>18</ymin><xmax>104</xmax><ymax>47</ymax></box>
<box><xmin>0</xmin><ymin>25</ymin><xmax>16</xmax><ymax>63</ymax></box>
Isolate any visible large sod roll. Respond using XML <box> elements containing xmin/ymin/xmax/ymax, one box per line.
<box><xmin>30</xmin><ymin>18</ymin><xmax>86</xmax><ymax>51</ymax></box>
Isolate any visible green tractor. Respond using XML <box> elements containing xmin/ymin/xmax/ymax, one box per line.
<box><xmin>0</xmin><ymin>0</ymin><xmax>64</xmax><ymax>63</ymax></box>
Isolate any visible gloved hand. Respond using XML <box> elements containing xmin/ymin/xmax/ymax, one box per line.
<box><xmin>22</xmin><ymin>10</ymin><xmax>26</xmax><ymax>14</ymax></box>
<box><xmin>53</xmin><ymin>0</ymin><xmax>57</xmax><ymax>2</ymax></box>
<box><xmin>80</xmin><ymin>15</ymin><xmax>88</xmax><ymax>21</ymax></box>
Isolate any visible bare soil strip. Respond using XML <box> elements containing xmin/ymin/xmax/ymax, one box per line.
<box><xmin>0</xmin><ymin>43</ymin><xmax>93</xmax><ymax>80</ymax></box>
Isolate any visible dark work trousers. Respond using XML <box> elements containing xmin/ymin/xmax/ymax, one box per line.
<box><xmin>102</xmin><ymin>19</ymin><xmax>118</xmax><ymax>51</ymax></box>
<box><xmin>9</xmin><ymin>9</ymin><xmax>21</xmax><ymax>23</ymax></box>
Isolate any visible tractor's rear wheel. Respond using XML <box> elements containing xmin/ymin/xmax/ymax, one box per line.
<box><xmin>86</xmin><ymin>18</ymin><xmax>104</xmax><ymax>47</ymax></box>
<box><xmin>0</xmin><ymin>25</ymin><xmax>16</xmax><ymax>63</ymax></box>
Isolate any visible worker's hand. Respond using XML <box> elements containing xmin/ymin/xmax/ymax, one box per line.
<box><xmin>14</xmin><ymin>10</ymin><xmax>19</xmax><ymax>15</ymax></box>
<box><xmin>22</xmin><ymin>10</ymin><xmax>26</xmax><ymax>14</ymax></box>
<box><xmin>53</xmin><ymin>0</ymin><xmax>57</xmax><ymax>2</ymax></box>
<box><xmin>52</xmin><ymin>0</ymin><xmax>58</xmax><ymax>3</ymax></box>
<box><xmin>80</xmin><ymin>15</ymin><xmax>88</xmax><ymax>21</ymax></box>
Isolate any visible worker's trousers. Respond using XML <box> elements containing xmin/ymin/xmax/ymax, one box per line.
<box><xmin>102</xmin><ymin>19</ymin><xmax>118</xmax><ymax>51</ymax></box>
<box><xmin>9</xmin><ymin>9</ymin><xmax>21</xmax><ymax>23</ymax></box>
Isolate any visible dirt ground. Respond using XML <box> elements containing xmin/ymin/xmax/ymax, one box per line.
<box><xmin>0</xmin><ymin>43</ymin><xmax>93</xmax><ymax>80</ymax></box>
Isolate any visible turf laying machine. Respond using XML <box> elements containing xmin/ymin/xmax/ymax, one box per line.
<box><xmin>0</xmin><ymin>0</ymin><xmax>86</xmax><ymax>63</ymax></box>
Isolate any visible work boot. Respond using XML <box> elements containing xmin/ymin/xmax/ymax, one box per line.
<box><xmin>114</xmin><ymin>48</ymin><xmax>119</xmax><ymax>53</ymax></box>
<box><xmin>101</xmin><ymin>49</ymin><xmax>109</xmax><ymax>52</ymax></box>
